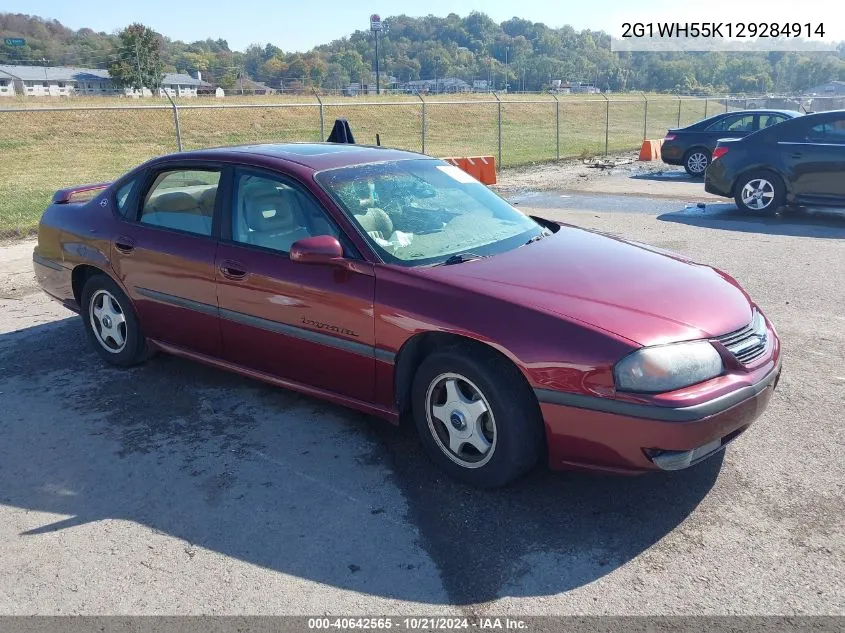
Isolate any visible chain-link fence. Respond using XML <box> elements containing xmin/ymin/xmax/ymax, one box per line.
<box><xmin>0</xmin><ymin>92</ymin><xmax>826</xmax><ymax>236</ymax></box>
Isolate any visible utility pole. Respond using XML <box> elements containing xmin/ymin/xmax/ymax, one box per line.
<box><xmin>434</xmin><ymin>55</ymin><xmax>440</xmax><ymax>94</ymax></box>
<box><xmin>134</xmin><ymin>39</ymin><xmax>143</xmax><ymax>95</ymax></box>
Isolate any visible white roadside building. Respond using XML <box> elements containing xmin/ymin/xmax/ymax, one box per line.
<box><xmin>0</xmin><ymin>65</ymin><xmax>211</xmax><ymax>98</ymax></box>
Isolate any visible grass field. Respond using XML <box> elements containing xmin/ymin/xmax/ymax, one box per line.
<box><xmin>0</xmin><ymin>94</ymin><xmax>732</xmax><ymax>238</ymax></box>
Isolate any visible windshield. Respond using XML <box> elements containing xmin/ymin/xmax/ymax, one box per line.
<box><xmin>315</xmin><ymin>159</ymin><xmax>546</xmax><ymax>266</ymax></box>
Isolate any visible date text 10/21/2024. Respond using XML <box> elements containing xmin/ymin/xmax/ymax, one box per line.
<box><xmin>307</xmin><ymin>617</ymin><xmax>529</xmax><ymax>630</ymax></box>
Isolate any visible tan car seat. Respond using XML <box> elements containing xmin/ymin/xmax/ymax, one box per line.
<box><xmin>354</xmin><ymin>207</ymin><xmax>394</xmax><ymax>241</ymax></box>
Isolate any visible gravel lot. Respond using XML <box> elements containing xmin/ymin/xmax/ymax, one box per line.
<box><xmin>0</xmin><ymin>162</ymin><xmax>843</xmax><ymax>616</ymax></box>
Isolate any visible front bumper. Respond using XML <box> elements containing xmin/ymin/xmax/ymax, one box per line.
<box><xmin>537</xmin><ymin>362</ymin><xmax>781</xmax><ymax>473</ymax></box>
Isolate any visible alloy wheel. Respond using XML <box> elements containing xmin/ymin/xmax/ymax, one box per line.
<box><xmin>89</xmin><ymin>289</ymin><xmax>128</xmax><ymax>353</ymax></box>
<box><xmin>740</xmin><ymin>178</ymin><xmax>775</xmax><ymax>210</ymax></box>
<box><xmin>425</xmin><ymin>372</ymin><xmax>497</xmax><ymax>468</ymax></box>
<box><xmin>687</xmin><ymin>152</ymin><xmax>708</xmax><ymax>174</ymax></box>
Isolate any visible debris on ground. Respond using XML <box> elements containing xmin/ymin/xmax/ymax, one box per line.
<box><xmin>583</xmin><ymin>157</ymin><xmax>635</xmax><ymax>169</ymax></box>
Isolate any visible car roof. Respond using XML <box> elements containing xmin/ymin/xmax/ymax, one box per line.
<box><xmin>723</xmin><ymin>109</ymin><xmax>802</xmax><ymax>116</ymax></box>
<box><xmin>169</xmin><ymin>143</ymin><xmax>429</xmax><ymax>171</ymax></box>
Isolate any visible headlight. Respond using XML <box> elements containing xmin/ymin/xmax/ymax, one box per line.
<box><xmin>614</xmin><ymin>341</ymin><xmax>724</xmax><ymax>393</ymax></box>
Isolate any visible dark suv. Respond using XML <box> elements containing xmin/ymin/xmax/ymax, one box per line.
<box><xmin>661</xmin><ymin>110</ymin><xmax>801</xmax><ymax>177</ymax></box>
<box><xmin>705</xmin><ymin>110</ymin><xmax>845</xmax><ymax>213</ymax></box>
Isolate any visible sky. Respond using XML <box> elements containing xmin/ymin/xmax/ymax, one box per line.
<box><xmin>4</xmin><ymin>0</ymin><xmax>838</xmax><ymax>53</ymax></box>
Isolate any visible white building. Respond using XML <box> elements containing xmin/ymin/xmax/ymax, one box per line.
<box><xmin>0</xmin><ymin>68</ymin><xmax>17</xmax><ymax>96</ymax></box>
<box><xmin>0</xmin><ymin>65</ymin><xmax>210</xmax><ymax>98</ymax></box>
<box><xmin>158</xmin><ymin>72</ymin><xmax>210</xmax><ymax>98</ymax></box>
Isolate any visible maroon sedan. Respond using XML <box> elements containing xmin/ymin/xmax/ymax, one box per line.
<box><xmin>33</xmin><ymin>144</ymin><xmax>781</xmax><ymax>487</ymax></box>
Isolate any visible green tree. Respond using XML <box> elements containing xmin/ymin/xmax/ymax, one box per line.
<box><xmin>219</xmin><ymin>68</ymin><xmax>238</xmax><ymax>90</ymax></box>
<box><xmin>107</xmin><ymin>23</ymin><xmax>163</xmax><ymax>90</ymax></box>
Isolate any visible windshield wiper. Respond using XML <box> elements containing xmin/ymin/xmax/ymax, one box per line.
<box><xmin>523</xmin><ymin>231</ymin><xmax>551</xmax><ymax>246</ymax></box>
<box><xmin>438</xmin><ymin>252</ymin><xmax>488</xmax><ymax>266</ymax></box>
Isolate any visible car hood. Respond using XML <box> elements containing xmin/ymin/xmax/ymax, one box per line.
<box><xmin>416</xmin><ymin>225</ymin><xmax>754</xmax><ymax>346</ymax></box>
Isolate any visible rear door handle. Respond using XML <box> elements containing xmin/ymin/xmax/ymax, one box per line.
<box><xmin>219</xmin><ymin>260</ymin><xmax>248</xmax><ymax>280</ymax></box>
<box><xmin>114</xmin><ymin>236</ymin><xmax>135</xmax><ymax>254</ymax></box>
<box><xmin>790</xmin><ymin>152</ymin><xmax>803</xmax><ymax>159</ymax></box>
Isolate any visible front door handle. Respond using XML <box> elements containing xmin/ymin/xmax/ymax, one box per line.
<box><xmin>219</xmin><ymin>260</ymin><xmax>248</xmax><ymax>280</ymax></box>
<box><xmin>114</xmin><ymin>236</ymin><xmax>135</xmax><ymax>254</ymax></box>
<box><xmin>790</xmin><ymin>152</ymin><xmax>803</xmax><ymax>159</ymax></box>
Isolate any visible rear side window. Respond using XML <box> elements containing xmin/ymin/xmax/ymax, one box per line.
<box><xmin>760</xmin><ymin>114</ymin><xmax>788</xmax><ymax>128</ymax></box>
<box><xmin>115</xmin><ymin>178</ymin><xmax>138</xmax><ymax>218</ymax></box>
<box><xmin>140</xmin><ymin>169</ymin><xmax>221</xmax><ymax>236</ymax></box>
<box><xmin>707</xmin><ymin>114</ymin><xmax>755</xmax><ymax>133</ymax></box>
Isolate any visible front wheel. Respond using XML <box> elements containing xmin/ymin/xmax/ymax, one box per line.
<box><xmin>411</xmin><ymin>346</ymin><xmax>543</xmax><ymax>488</ymax></box>
<box><xmin>683</xmin><ymin>149</ymin><xmax>710</xmax><ymax>177</ymax></box>
<box><xmin>734</xmin><ymin>171</ymin><xmax>785</xmax><ymax>213</ymax></box>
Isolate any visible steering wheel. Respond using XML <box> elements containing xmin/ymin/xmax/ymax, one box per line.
<box><xmin>383</xmin><ymin>198</ymin><xmax>404</xmax><ymax>216</ymax></box>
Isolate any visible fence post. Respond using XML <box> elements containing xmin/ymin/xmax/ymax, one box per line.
<box><xmin>551</xmin><ymin>93</ymin><xmax>560</xmax><ymax>160</ymax></box>
<box><xmin>601</xmin><ymin>93</ymin><xmax>609</xmax><ymax>156</ymax></box>
<box><xmin>163</xmin><ymin>89</ymin><xmax>183</xmax><ymax>151</ymax></box>
<box><xmin>704</xmin><ymin>98</ymin><xmax>708</xmax><ymax>118</ymax></box>
<box><xmin>676</xmin><ymin>96</ymin><xmax>682</xmax><ymax>127</ymax></box>
<box><xmin>493</xmin><ymin>91</ymin><xmax>502</xmax><ymax>167</ymax></box>
<box><xmin>415</xmin><ymin>90</ymin><xmax>426</xmax><ymax>155</ymax></box>
<box><xmin>725</xmin><ymin>96</ymin><xmax>729</xmax><ymax>113</ymax></box>
<box><xmin>313</xmin><ymin>89</ymin><xmax>325</xmax><ymax>141</ymax></box>
<box><xmin>642</xmin><ymin>92</ymin><xmax>648</xmax><ymax>140</ymax></box>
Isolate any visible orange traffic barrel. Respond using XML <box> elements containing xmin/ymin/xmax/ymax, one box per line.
<box><xmin>638</xmin><ymin>139</ymin><xmax>663</xmax><ymax>161</ymax></box>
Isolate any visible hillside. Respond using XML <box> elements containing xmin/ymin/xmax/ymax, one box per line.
<box><xmin>1</xmin><ymin>12</ymin><xmax>843</xmax><ymax>93</ymax></box>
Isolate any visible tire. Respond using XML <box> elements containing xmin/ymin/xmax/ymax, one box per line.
<box><xmin>683</xmin><ymin>148</ymin><xmax>710</xmax><ymax>177</ymax></box>
<box><xmin>411</xmin><ymin>345</ymin><xmax>543</xmax><ymax>488</ymax></box>
<box><xmin>81</xmin><ymin>274</ymin><xmax>149</xmax><ymax>367</ymax></box>
<box><xmin>734</xmin><ymin>170</ymin><xmax>785</xmax><ymax>213</ymax></box>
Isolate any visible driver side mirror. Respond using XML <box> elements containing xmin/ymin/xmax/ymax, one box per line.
<box><xmin>290</xmin><ymin>235</ymin><xmax>344</xmax><ymax>265</ymax></box>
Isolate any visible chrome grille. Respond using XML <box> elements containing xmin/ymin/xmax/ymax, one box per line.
<box><xmin>716</xmin><ymin>311</ymin><xmax>768</xmax><ymax>365</ymax></box>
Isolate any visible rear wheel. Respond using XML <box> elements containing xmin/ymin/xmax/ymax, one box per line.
<box><xmin>81</xmin><ymin>274</ymin><xmax>149</xmax><ymax>367</ymax></box>
<box><xmin>683</xmin><ymin>148</ymin><xmax>710</xmax><ymax>177</ymax></box>
<box><xmin>734</xmin><ymin>171</ymin><xmax>785</xmax><ymax>213</ymax></box>
<box><xmin>411</xmin><ymin>346</ymin><xmax>543</xmax><ymax>488</ymax></box>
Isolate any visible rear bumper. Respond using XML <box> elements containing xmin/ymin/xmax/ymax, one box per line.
<box><xmin>704</xmin><ymin>161</ymin><xmax>734</xmax><ymax>197</ymax></box>
<box><xmin>660</xmin><ymin>143</ymin><xmax>684</xmax><ymax>165</ymax></box>
<box><xmin>33</xmin><ymin>253</ymin><xmax>78</xmax><ymax>312</ymax></box>
<box><xmin>537</xmin><ymin>362</ymin><xmax>781</xmax><ymax>473</ymax></box>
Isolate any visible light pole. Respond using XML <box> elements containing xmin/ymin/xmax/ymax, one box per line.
<box><xmin>504</xmin><ymin>46</ymin><xmax>509</xmax><ymax>92</ymax></box>
<box><xmin>369</xmin><ymin>14</ymin><xmax>386</xmax><ymax>94</ymax></box>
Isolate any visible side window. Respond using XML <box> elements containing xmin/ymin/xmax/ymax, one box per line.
<box><xmin>232</xmin><ymin>172</ymin><xmax>340</xmax><ymax>254</ymax></box>
<box><xmin>761</xmin><ymin>114</ymin><xmax>787</xmax><ymax>128</ymax></box>
<box><xmin>115</xmin><ymin>177</ymin><xmax>139</xmax><ymax>218</ymax></box>
<box><xmin>707</xmin><ymin>114</ymin><xmax>754</xmax><ymax>132</ymax></box>
<box><xmin>805</xmin><ymin>118</ymin><xmax>845</xmax><ymax>144</ymax></box>
<box><xmin>140</xmin><ymin>169</ymin><xmax>220</xmax><ymax>236</ymax></box>
<box><xmin>726</xmin><ymin>114</ymin><xmax>755</xmax><ymax>132</ymax></box>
